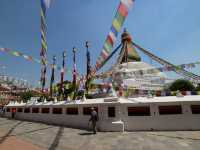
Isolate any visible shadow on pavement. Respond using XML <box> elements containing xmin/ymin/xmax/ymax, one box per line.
<box><xmin>49</xmin><ymin>126</ymin><xmax>64</xmax><ymax>150</ymax></box>
<box><xmin>0</xmin><ymin>122</ymin><xmax>54</xmax><ymax>138</ymax></box>
<box><xmin>0</xmin><ymin>121</ymin><xmax>23</xmax><ymax>144</ymax></box>
<box><xmin>79</xmin><ymin>132</ymin><xmax>95</xmax><ymax>136</ymax></box>
<box><xmin>14</xmin><ymin>126</ymin><xmax>55</xmax><ymax>136</ymax></box>
<box><xmin>149</xmin><ymin>133</ymin><xmax>200</xmax><ymax>141</ymax></box>
<box><xmin>0</xmin><ymin>122</ymin><xmax>15</xmax><ymax>126</ymax></box>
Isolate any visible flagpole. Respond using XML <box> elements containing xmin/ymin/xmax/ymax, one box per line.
<box><xmin>85</xmin><ymin>41</ymin><xmax>91</xmax><ymax>93</ymax></box>
<box><xmin>50</xmin><ymin>55</ymin><xmax>56</xmax><ymax>99</ymax></box>
<box><xmin>72</xmin><ymin>47</ymin><xmax>77</xmax><ymax>100</ymax></box>
<box><xmin>40</xmin><ymin>0</ymin><xmax>48</xmax><ymax>93</ymax></box>
<box><xmin>72</xmin><ymin>47</ymin><xmax>77</xmax><ymax>86</ymax></box>
<box><xmin>60</xmin><ymin>51</ymin><xmax>66</xmax><ymax>97</ymax></box>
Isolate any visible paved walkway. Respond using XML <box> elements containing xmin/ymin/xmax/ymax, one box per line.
<box><xmin>0</xmin><ymin>117</ymin><xmax>200</xmax><ymax>150</ymax></box>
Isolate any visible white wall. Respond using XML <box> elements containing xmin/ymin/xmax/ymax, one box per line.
<box><xmin>122</xmin><ymin>102</ymin><xmax>200</xmax><ymax>131</ymax></box>
<box><xmin>4</xmin><ymin>101</ymin><xmax>200</xmax><ymax>131</ymax></box>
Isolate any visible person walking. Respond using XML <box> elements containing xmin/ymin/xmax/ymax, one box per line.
<box><xmin>89</xmin><ymin>107</ymin><xmax>98</xmax><ymax>134</ymax></box>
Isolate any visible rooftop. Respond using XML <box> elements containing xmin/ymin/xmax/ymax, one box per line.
<box><xmin>6</xmin><ymin>95</ymin><xmax>200</xmax><ymax>107</ymax></box>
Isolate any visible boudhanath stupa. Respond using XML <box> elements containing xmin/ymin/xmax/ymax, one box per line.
<box><xmin>111</xmin><ymin>30</ymin><xmax>166</xmax><ymax>91</ymax></box>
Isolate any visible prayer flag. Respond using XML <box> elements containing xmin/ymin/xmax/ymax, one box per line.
<box><xmin>95</xmin><ymin>0</ymin><xmax>134</xmax><ymax>70</ymax></box>
<box><xmin>121</xmin><ymin>0</ymin><xmax>133</xmax><ymax>9</ymax></box>
<box><xmin>118</xmin><ymin>2</ymin><xmax>128</xmax><ymax>17</ymax></box>
<box><xmin>41</xmin><ymin>0</ymin><xmax>51</xmax><ymax>10</ymax></box>
<box><xmin>112</xmin><ymin>19</ymin><xmax>121</xmax><ymax>32</ymax></box>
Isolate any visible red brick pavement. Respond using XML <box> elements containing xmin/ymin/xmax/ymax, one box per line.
<box><xmin>0</xmin><ymin>129</ymin><xmax>46</xmax><ymax>150</ymax></box>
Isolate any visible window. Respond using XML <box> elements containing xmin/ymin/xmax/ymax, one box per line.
<box><xmin>66</xmin><ymin>107</ymin><xmax>78</xmax><ymax>115</ymax></box>
<box><xmin>41</xmin><ymin>108</ymin><xmax>50</xmax><ymax>114</ymax></box>
<box><xmin>83</xmin><ymin>107</ymin><xmax>98</xmax><ymax>115</ymax></box>
<box><xmin>108</xmin><ymin>107</ymin><xmax>115</xmax><ymax>117</ymax></box>
<box><xmin>128</xmin><ymin>106</ymin><xmax>150</xmax><ymax>116</ymax></box>
<box><xmin>24</xmin><ymin>108</ymin><xmax>30</xmax><ymax>113</ymax></box>
<box><xmin>191</xmin><ymin>105</ymin><xmax>200</xmax><ymax>114</ymax></box>
<box><xmin>17</xmin><ymin>108</ymin><xmax>23</xmax><ymax>112</ymax></box>
<box><xmin>6</xmin><ymin>108</ymin><xmax>10</xmax><ymax>112</ymax></box>
<box><xmin>159</xmin><ymin>105</ymin><xmax>182</xmax><ymax>115</ymax></box>
<box><xmin>32</xmin><ymin>108</ymin><xmax>39</xmax><ymax>113</ymax></box>
<box><xmin>53</xmin><ymin>108</ymin><xmax>62</xmax><ymax>114</ymax></box>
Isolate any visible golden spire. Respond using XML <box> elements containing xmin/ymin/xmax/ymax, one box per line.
<box><xmin>120</xmin><ymin>29</ymin><xmax>141</xmax><ymax>63</ymax></box>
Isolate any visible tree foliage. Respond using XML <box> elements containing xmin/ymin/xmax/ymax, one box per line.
<box><xmin>195</xmin><ymin>84</ymin><xmax>200</xmax><ymax>91</ymax></box>
<box><xmin>169</xmin><ymin>79</ymin><xmax>195</xmax><ymax>91</ymax></box>
<box><xmin>20</xmin><ymin>91</ymin><xmax>34</xmax><ymax>102</ymax></box>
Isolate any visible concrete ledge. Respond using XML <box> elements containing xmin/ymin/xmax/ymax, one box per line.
<box><xmin>100</xmin><ymin>120</ymin><xmax>124</xmax><ymax>132</ymax></box>
<box><xmin>104</xmin><ymin>97</ymin><xmax>119</xmax><ymax>102</ymax></box>
<box><xmin>112</xmin><ymin>120</ymin><xmax>124</xmax><ymax>132</ymax></box>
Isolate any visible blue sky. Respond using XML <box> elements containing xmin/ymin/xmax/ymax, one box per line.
<box><xmin>0</xmin><ymin>0</ymin><xmax>200</xmax><ymax>87</ymax></box>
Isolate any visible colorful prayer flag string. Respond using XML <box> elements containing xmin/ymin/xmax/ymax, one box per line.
<box><xmin>40</xmin><ymin>0</ymin><xmax>51</xmax><ymax>91</ymax></box>
<box><xmin>95</xmin><ymin>0</ymin><xmax>134</xmax><ymax>71</ymax></box>
<box><xmin>0</xmin><ymin>48</ymin><xmax>38</xmax><ymax>63</ymax></box>
<box><xmin>0</xmin><ymin>47</ymin><xmax>73</xmax><ymax>75</ymax></box>
<box><xmin>0</xmin><ymin>45</ymin><xmax>199</xmax><ymax>81</ymax></box>
<box><xmin>96</xmin><ymin>61</ymin><xmax>200</xmax><ymax>81</ymax></box>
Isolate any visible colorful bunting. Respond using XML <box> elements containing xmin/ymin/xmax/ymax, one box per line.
<box><xmin>0</xmin><ymin>47</ymin><xmax>76</xmax><ymax>76</ymax></box>
<box><xmin>118</xmin><ymin>2</ymin><xmax>128</xmax><ymax>17</ymax></box>
<box><xmin>121</xmin><ymin>0</ymin><xmax>133</xmax><ymax>9</ymax></box>
<box><xmin>0</xmin><ymin>48</ymin><xmax>9</xmax><ymax>52</ymax></box>
<box><xmin>42</xmin><ymin>0</ymin><xmax>51</xmax><ymax>9</ymax></box>
<box><xmin>0</xmin><ymin>47</ymin><xmax>38</xmax><ymax>63</ymax></box>
<box><xmin>10</xmin><ymin>51</ymin><xmax>22</xmax><ymax>57</ymax></box>
<box><xmin>40</xmin><ymin>0</ymin><xmax>51</xmax><ymax>91</ymax></box>
<box><xmin>23</xmin><ymin>55</ymin><xmax>33</xmax><ymax>61</ymax></box>
<box><xmin>96</xmin><ymin>60</ymin><xmax>200</xmax><ymax>80</ymax></box>
<box><xmin>95</xmin><ymin>0</ymin><xmax>134</xmax><ymax>71</ymax></box>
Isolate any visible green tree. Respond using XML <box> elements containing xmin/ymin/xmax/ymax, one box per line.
<box><xmin>169</xmin><ymin>79</ymin><xmax>195</xmax><ymax>91</ymax></box>
<box><xmin>20</xmin><ymin>91</ymin><xmax>34</xmax><ymax>103</ymax></box>
<box><xmin>195</xmin><ymin>84</ymin><xmax>200</xmax><ymax>91</ymax></box>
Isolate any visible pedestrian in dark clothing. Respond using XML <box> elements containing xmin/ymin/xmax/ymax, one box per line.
<box><xmin>2</xmin><ymin>107</ymin><xmax>5</xmax><ymax>116</ymax></box>
<box><xmin>89</xmin><ymin>107</ymin><xmax>98</xmax><ymax>134</ymax></box>
<box><xmin>11</xmin><ymin>108</ymin><xmax>16</xmax><ymax>119</ymax></box>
